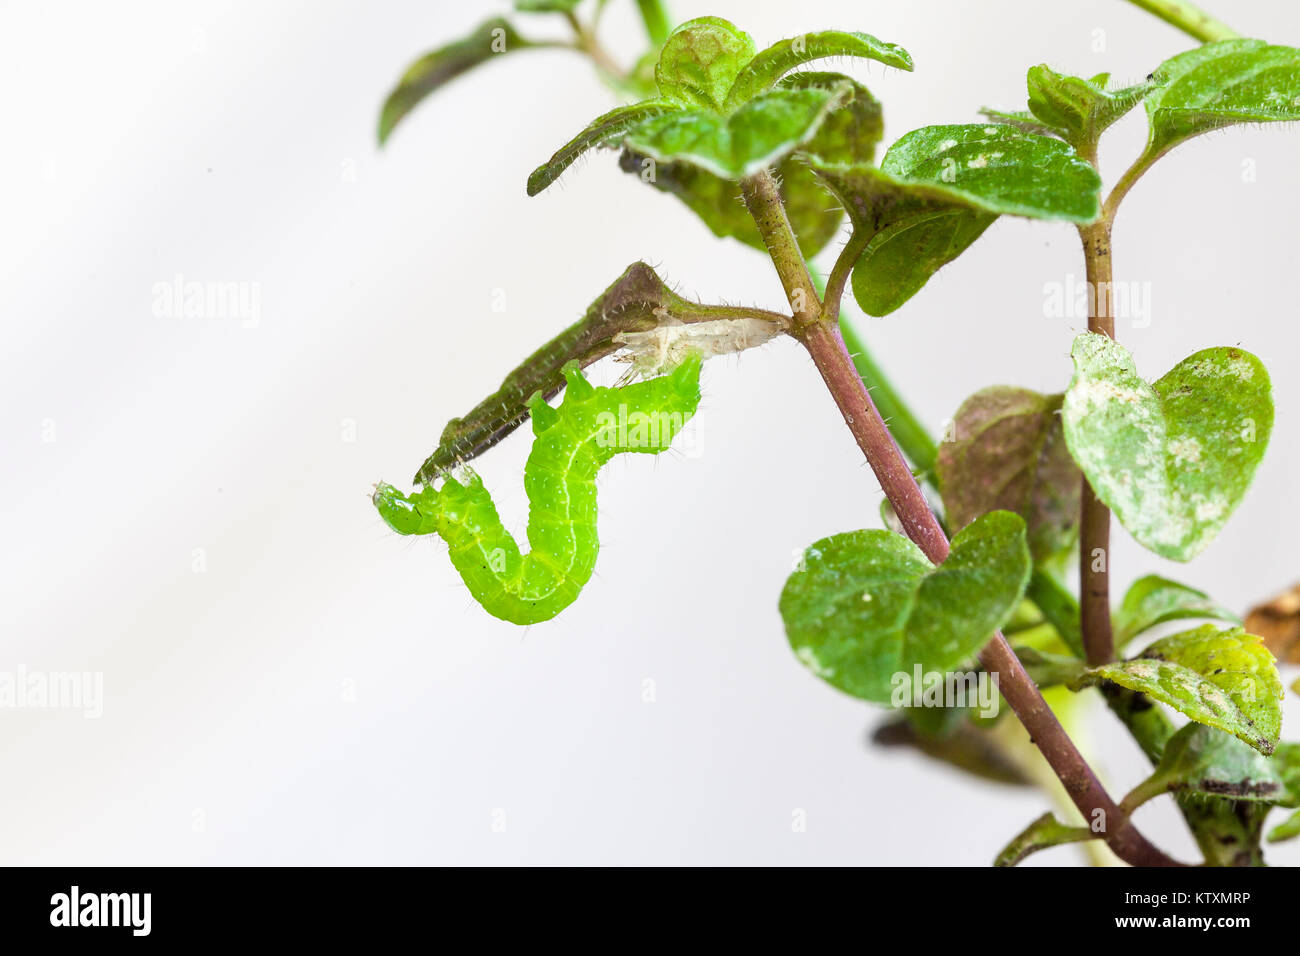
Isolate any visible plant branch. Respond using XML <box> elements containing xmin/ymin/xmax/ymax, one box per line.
<box><xmin>798</xmin><ymin>320</ymin><xmax>1182</xmax><ymax>866</ymax></box>
<box><xmin>741</xmin><ymin>166</ymin><xmax>1182</xmax><ymax>866</ymax></box>
<box><xmin>808</xmin><ymin>263</ymin><xmax>938</xmax><ymax>475</ymax></box>
<box><xmin>823</xmin><ymin>229</ymin><xmax>871</xmax><ymax>324</ymax></box>
<box><xmin>1123</xmin><ymin>0</ymin><xmax>1239</xmax><ymax>43</ymax></box>
<box><xmin>1077</xmin><ymin>219</ymin><xmax>1117</xmax><ymax>667</ymax></box>
<box><xmin>564</xmin><ymin>10</ymin><xmax>625</xmax><ymax>80</ymax></box>
<box><xmin>740</xmin><ymin>170</ymin><xmax>822</xmax><ymax>326</ymax></box>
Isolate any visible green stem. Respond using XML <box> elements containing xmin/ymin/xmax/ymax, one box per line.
<box><xmin>1123</xmin><ymin>0</ymin><xmax>1239</xmax><ymax>42</ymax></box>
<box><xmin>809</xmin><ymin>266</ymin><xmax>938</xmax><ymax>476</ymax></box>
<box><xmin>635</xmin><ymin>0</ymin><xmax>672</xmax><ymax>46</ymax></box>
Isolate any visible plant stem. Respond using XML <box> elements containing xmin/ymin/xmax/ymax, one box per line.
<box><xmin>635</xmin><ymin>0</ymin><xmax>672</xmax><ymax>46</ymax></box>
<box><xmin>1123</xmin><ymin>0</ymin><xmax>1239</xmax><ymax>42</ymax></box>
<box><xmin>1077</xmin><ymin>220</ymin><xmax>1117</xmax><ymax>667</ymax></box>
<box><xmin>808</xmin><ymin>265</ymin><xmax>938</xmax><ymax>475</ymax></box>
<box><xmin>741</xmin><ymin>170</ymin><xmax>1183</xmax><ymax>866</ymax></box>
<box><xmin>740</xmin><ymin>170</ymin><xmax>822</xmax><ymax>326</ymax></box>
<box><xmin>800</xmin><ymin>319</ymin><xmax>1181</xmax><ymax>867</ymax></box>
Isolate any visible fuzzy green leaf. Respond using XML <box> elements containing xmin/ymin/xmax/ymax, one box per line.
<box><xmin>618</xmin><ymin>149</ymin><xmax>842</xmax><ymax>257</ymax></box>
<box><xmin>1114</xmin><ymin>575</ymin><xmax>1242</xmax><ymax>650</ymax></box>
<box><xmin>994</xmin><ymin>812</ymin><xmax>1093</xmax><ymax>867</ymax></box>
<box><xmin>814</xmin><ymin>124</ymin><xmax>1101</xmax><ymax>315</ymax></box>
<box><xmin>1073</xmin><ymin>625</ymin><xmax>1283</xmax><ymax>754</ymax></box>
<box><xmin>724</xmin><ymin>29</ymin><xmax>912</xmax><ymax>109</ymax></box>
<box><xmin>527</xmin><ymin>99</ymin><xmax>678</xmax><ymax>196</ymax></box>
<box><xmin>936</xmin><ymin>387</ymin><xmax>1080</xmax><ymax>563</ymax></box>
<box><xmin>1062</xmin><ymin>334</ymin><xmax>1273</xmax><ymax>562</ymax></box>
<box><xmin>379</xmin><ymin>18</ymin><xmax>532</xmax><ymax>145</ymax></box>
<box><xmin>784</xmin><ymin>72</ymin><xmax>884</xmax><ymax>166</ymax></box>
<box><xmin>654</xmin><ymin>16</ymin><xmax>757</xmax><ymax>110</ymax></box>
<box><xmin>1144</xmin><ymin>39</ymin><xmax>1300</xmax><ymax>158</ymax></box>
<box><xmin>624</xmin><ymin>86</ymin><xmax>843</xmax><ymax>180</ymax></box>
<box><xmin>780</xmin><ymin>511</ymin><xmax>1031</xmax><ymax>704</ymax></box>
<box><xmin>1026</xmin><ymin>65</ymin><xmax>1154</xmax><ymax>148</ymax></box>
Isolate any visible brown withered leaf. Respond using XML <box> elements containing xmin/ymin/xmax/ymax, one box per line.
<box><xmin>1245</xmin><ymin>583</ymin><xmax>1300</xmax><ymax>664</ymax></box>
<box><xmin>936</xmin><ymin>387</ymin><xmax>1080</xmax><ymax>562</ymax></box>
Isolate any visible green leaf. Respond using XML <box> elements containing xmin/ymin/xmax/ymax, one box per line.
<box><xmin>1073</xmin><ymin>625</ymin><xmax>1283</xmax><ymax>754</ymax></box>
<box><xmin>618</xmin><ymin>149</ymin><xmax>842</xmax><ymax>257</ymax></box>
<box><xmin>1128</xmin><ymin>723</ymin><xmax>1288</xmax><ymax>809</ymax></box>
<box><xmin>1113</xmin><ymin>575</ymin><xmax>1242</xmax><ymax>650</ymax></box>
<box><xmin>1270</xmin><ymin>809</ymin><xmax>1300</xmax><ymax>843</ymax></box>
<box><xmin>1026</xmin><ymin>65</ymin><xmax>1155</xmax><ymax>148</ymax></box>
<box><xmin>873</xmin><ymin>716</ymin><xmax>1034</xmax><ymax>787</ymax></box>
<box><xmin>780</xmin><ymin>511</ymin><xmax>1031</xmax><ymax>704</ymax></box>
<box><xmin>784</xmin><ymin>73</ymin><xmax>884</xmax><ymax>166</ymax></box>
<box><xmin>724</xmin><ymin>29</ymin><xmax>912</xmax><ymax>109</ymax></box>
<box><xmin>615</xmin><ymin>72</ymin><xmax>879</xmax><ymax>256</ymax></box>
<box><xmin>994</xmin><ymin>812</ymin><xmax>1093</xmax><ymax>867</ymax></box>
<box><xmin>379</xmin><ymin>18</ymin><xmax>532</xmax><ymax>146</ymax></box>
<box><xmin>1061</xmin><ymin>334</ymin><xmax>1273</xmax><ymax>562</ymax></box>
<box><xmin>654</xmin><ymin>16</ymin><xmax>757</xmax><ymax>110</ymax></box>
<box><xmin>527</xmin><ymin>99</ymin><xmax>678</xmax><ymax>196</ymax></box>
<box><xmin>1012</xmin><ymin>645</ymin><xmax>1085</xmax><ymax>689</ymax></box>
<box><xmin>976</xmin><ymin>107</ymin><xmax>1060</xmax><ymax>136</ymax></box>
<box><xmin>624</xmin><ymin>86</ymin><xmax>843</xmax><ymax>180</ymax></box>
<box><xmin>1143</xmin><ymin>39</ymin><xmax>1300</xmax><ymax>159</ymax></box>
<box><xmin>813</xmin><ymin>124</ymin><xmax>1101</xmax><ymax>315</ymax></box>
<box><xmin>936</xmin><ymin>387</ymin><xmax>1080</xmax><ymax>563</ymax></box>
<box><xmin>514</xmin><ymin>0</ymin><xmax>581</xmax><ymax>11</ymax></box>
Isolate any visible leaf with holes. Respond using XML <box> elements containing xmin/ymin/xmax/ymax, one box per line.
<box><xmin>1062</xmin><ymin>334</ymin><xmax>1273</xmax><ymax>561</ymax></box>
<box><xmin>780</xmin><ymin>511</ymin><xmax>1031</xmax><ymax>704</ymax></box>
<box><xmin>1113</xmin><ymin>575</ymin><xmax>1241</xmax><ymax>650</ymax></box>
<box><xmin>1072</xmin><ymin>625</ymin><xmax>1283</xmax><ymax>754</ymax></box>
<box><xmin>936</xmin><ymin>387</ymin><xmax>1079</xmax><ymax>563</ymax></box>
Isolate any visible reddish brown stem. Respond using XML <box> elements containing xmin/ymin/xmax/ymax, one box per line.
<box><xmin>798</xmin><ymin>321</ymin><xmax>1183</xmax><ymax>867</ymax></box>
<box><xmin>1078</xmin><ymin>220</ymin><xmax>1116</xmax><ymax>667</ymax></box>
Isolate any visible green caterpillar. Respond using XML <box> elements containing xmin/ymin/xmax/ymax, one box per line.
<box><xmin>374</xmin><ymin>354</ymin><xmax>702</xmax><ymax>624</ymax></box>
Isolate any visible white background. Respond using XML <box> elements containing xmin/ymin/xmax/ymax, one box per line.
<box><xmin>2</xmin><ymin>0</ymin><xmax>1298</xmax><ymax>865</ymax></box>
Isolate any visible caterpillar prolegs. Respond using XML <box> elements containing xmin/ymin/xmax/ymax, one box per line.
<box><xmin>373</xmin><ymin>354</ymin><xmax>702</xmax><ymax>625</ymax></box>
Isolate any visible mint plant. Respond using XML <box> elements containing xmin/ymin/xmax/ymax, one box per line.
<box><xmin>374</xmin><ymin>0</ymin><xmax>1300</xmax><ymax>865</ymax></box>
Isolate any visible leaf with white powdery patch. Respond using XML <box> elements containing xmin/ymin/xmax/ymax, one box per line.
<box><xmin>1072</xmin><ymin>625</ymin><xmax>1283</xmax><ymax>754</ymax></box>
<box><xmin>780</xmin><ymin>511</ymin><xmax>1031</xmax><ymax>704</ymax></box>
<box><xmin>812</xmin><ymin>124</ymin><xmax>1100</xmax><ymax>315</ymax></box>
<box><xmin>1062</xmin><ymin>333</ymin><xmax>1273</xmax><ymax>562</ymax></box>
<box><xmin>936</xmin><ymin>387</ymin><xmax>1079</xmax><ymax>563</ymax></box>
